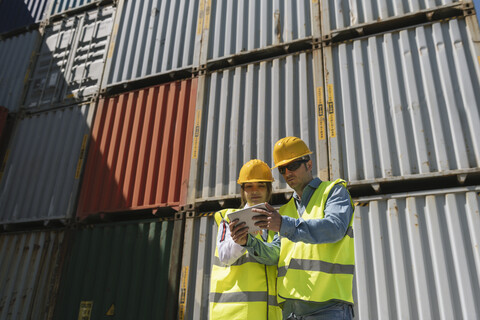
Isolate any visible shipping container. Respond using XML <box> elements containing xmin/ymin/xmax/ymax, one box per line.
<box><xmin>323</xmin><ymin>17</ymin><xmax>480</xmax><ymax>188</ymax></box>
<box><xmin>0</xmin><ymin>103</ymin><xmax>95</xmax><ymax>226</ymax></box>
<box><xmin>0</xmin><ymin>0</ymin><xmax>49</xmax><ymax>34</ymax></box>
<box><xmin>23</xmin><ymin>5</ymin><xmax>115</xmax><ymax>111</ymax></box>
<box><xmin>53</xmin><ymin>218</ymin><xmax>183</xmax><ymax>320</ymax></box>
<box><xmin>47</xmin><ymin>0</ymin><xmax>103</xmax><ymax>18</ymax></box>
<box><xmin>354</xmin><ymin>186</ymin><xmax>480</xmax><ymax>319</ymax></box>
<box><xmin>0</xmin><ymin>107</ymin><xmax>7</xmax><ymax>141</ymax></box>
<box><xmin>200</xmin><ymin>0</ymin><xmax>321</xmax><ymax>65</ymax></box>
<box><xmin>178</xmin><ymin>187</ymin><xmax>480</xmax><ymax>319</ymax></box>
<box><xmin>320</xmin><ymin>0</ymin><xmax>462</xmax><ymax>35</ymax></box>
<box><xmin>0</xmin><ymin>229</ymin><xmax>68</xmax><ymax>320</ymax></box>
<box><xmin>188</xmin><ymin>51</ymin><xmax>326</xmax><ymax>205</ymax></box>
<box><xmin>0</xmin><ymin>30</ymin><xmax>41</xmax><ymax>113</ymax></box>
<box><xmin>76</xmin><ymin>79</ymin><xmax>197</xmax><ymax>220</ymax></box>
<box><xmin>102</xmin><ymin>0</ymin><xmax>201</xmax><ymax>89</ymax></box>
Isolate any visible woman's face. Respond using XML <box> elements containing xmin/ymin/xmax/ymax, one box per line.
<box><xmin>242</xmin><ymin>182</ymin><xmax>268</xmax><ymax>206</ymax></box>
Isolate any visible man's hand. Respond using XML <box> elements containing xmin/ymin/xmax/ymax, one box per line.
<box><xmin>229</xmin><ymin>219</ymin><xmax>249</xmax><ymax>245</ymax></box>
<box><xmin>252</xmin><ymin>203</ymin><xmax>282</xmax><ymax>232</ymax></box>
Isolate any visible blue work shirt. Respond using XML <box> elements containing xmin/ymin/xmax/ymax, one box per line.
<box><xmin>245</xmin><ymin>177</ymin><xmax>354</xmax><ymax>317</ymax></box>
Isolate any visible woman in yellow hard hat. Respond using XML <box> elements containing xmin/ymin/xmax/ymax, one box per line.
<box><xmin>209</xmin><ymin>159</ymin><xmax>282</xmax><ymax>320</ymax></box>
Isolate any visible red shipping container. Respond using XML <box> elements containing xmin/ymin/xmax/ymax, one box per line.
<box><xmin>0</xmin><ymin>107</ymin><xmax>7</xmax><ymax>141</ymax></box>
<box><xmin>76</xmin><ymin>79</ymin><xmax>197</xmax><ymax>219</ymax></box>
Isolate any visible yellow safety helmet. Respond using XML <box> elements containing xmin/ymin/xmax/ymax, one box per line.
<box><xmin>272</xmin><ymin>136</ymin><xmax>312</xmax><ymax>168</ymax></box>
<box><xmin>237</xmin><ymin>159</ymin><xmax>274</xmax><ymax>184</ymax></box>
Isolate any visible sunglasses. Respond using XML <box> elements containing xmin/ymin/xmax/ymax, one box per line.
<box><xmin>278</xmin><ymin>159</ymin><xmax>308</xmax><ymax>174</ymax></box>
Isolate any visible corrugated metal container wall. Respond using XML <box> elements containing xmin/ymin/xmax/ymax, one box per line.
<box><xmin>0</xmin><ymin>230</ymin><xmax>67</xmax><ymax>320</ymax></box>
<box><xmin>48</xmin><ymin>0</ymin><xmax>99</xmax><ymax>17</ymax></box>
<box><xmin>202</xmin><ymin>0</ymin><xmax>320</xmax><ymax>63</ymax></box>
<box><xmin>0</xmin><ymin>103</ymin><xmax>95</xmax><ymax>226</ymax></box>
<box><xmin>53</xmin><ymin>219</ymin><xmax>182</xmax><ymax>320</ymax></box>
<box><xmin>0</xmin><ymin>31</ymin><xmax>40</xmax><ymax>113</ymax></box>
<box><xmin>0</xmin><ymin>0</ymin><xmax>49</xmax><ymax>34</ymax></box>
<box><xmin>321</xmin><ymin>0</ymin><xmax>461</xmax><ymax>33</ymax></box>
<box><xmin>354</xmin><ymin>187</ymin><xmax>480</xmax><ymax>319</ymax></box>
<box><xmin>103</xmin><ymin>0</ymin><xmax>201</xmax><ymax>88</ymax></box>
<box><xmin>190</xmin><ymin>52</ymin><xmax>321</xmax><ymax>203</ymax></box>
<box><xmin>324</xmin><ymin>18</ymin><xmax>480</xmax><ymax>185</ymax></box>
<box><xmin>76</xmin><ymin>79</ymin><xmax>197</xmax><ymax>220</ymax></box>
<box><xmin>23</xmin><ymin>5</ymin><xmax>115</xmax><ymax>111</ymax></box>
<box><xmin>0</xmin><ymin>107</ymin><xmax>7</xmax><ymax>141</ymax></box>
<box><xmin>178</xmin><ymin>213</ymin><xmax>216</xmax><ymax>320</ymax></box>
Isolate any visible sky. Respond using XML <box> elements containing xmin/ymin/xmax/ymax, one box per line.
<box><xmin>475</xmin><ymin>0</ymin><xmax>480</xmax><ymax>27</ymax></box>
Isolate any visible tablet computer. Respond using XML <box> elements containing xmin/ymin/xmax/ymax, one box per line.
<box><xmin>226</xmin><ymin>203</ymin><xmax>268</xmax><ymax>235</ymax></box>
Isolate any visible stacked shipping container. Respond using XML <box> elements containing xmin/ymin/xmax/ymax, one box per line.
<box><xmin>0</xmin><ymin>0</ymin><xmax>479</xmax><ymax>319</ymax></box>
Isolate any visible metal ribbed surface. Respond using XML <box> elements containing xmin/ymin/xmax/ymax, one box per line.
<box><xmin>354</xmin><ymin>187</ymin><xmax>480</xmax><ymax>319</ymax></box>
<box><xmin>321</xmin><ymin>0</ymin><xmax>460</xmax><ymax>33</ymax></box>
<box><xmin>103</xmin><ymin>0</ymin><xmax>201</xmax><ymax>87</ymax></box>
<box><xmin>178</xmin><ymin>213</ymin><xmax>216</xmax><ymax>320</ymax></box>
<box><xmin>0</xmin><ymin>230</ymin><xmax>66</xmax><ymax>320</ymax></box>
<box><xmin>24</xmin><ymin>5</ymin><xmax>115</xmax><ymax>111</ymax></box>
<box><xmin>0</xmin><ymin>0</ymin><xmax>49</xmax><ymax>33</ymax></box>
<box><xmin>203</xmin><ymin>0</ymin><xmax>318</xmax><ymax>62</ymax></box>
<box><xmin>0</xmin><ymin>31</ymin><xmax>40</xmax><ymax>113</ymax></box>
<box><xmin>48</xmin><ymin>0</ymin><xmax>99</xmax><ymax>16</ymax></box>
<box><xmin>190</xmin><ymin>52</ymin><xmax>320</xmax><ymax>203</ymax></box>
<box><xmin>325</xmin><ymin>18</ymin><xmax>480</xmax><ymax>184</ymax></box>
<box><xmin>53</xmin><ymin>219</ymin><xmax>181</xmax><ymax>320</ymax></box>
<box><xmin>76</xmin><ymin>79</ymin><xmax>197</xmax><ymax>219</ymax></box>
<box><xmin>0</xmin><ymin>104</ymin><xmax>94</xmax><ymax>225</ymax></box>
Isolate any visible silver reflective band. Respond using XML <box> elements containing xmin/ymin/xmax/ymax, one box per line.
<box><xmin>269</xmin><ymin>295</ymin><xmax>279</xmax><ymax>306</ymax></box>
<box><xmin>278</xmin><ymin>259</ymin><xmax>354</xmax><ymax>277</ymax></box>
<box><xmin>209</xmin><ymin>291</ymin><xmax>268</xmax><ymax>303</ymax></box>
<box><xmin>213</xmin><ymin>255</ymin><xmax>259</xmax><ymax>267</ymax></box>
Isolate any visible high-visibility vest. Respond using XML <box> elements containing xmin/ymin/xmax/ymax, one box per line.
<box><xmin>277</xmin><ymin>179</ymin><xmax>355</xmax><ymax>304</ymax></box>
<box><xmin>209</xmin><ymin>209</ymin><xmax>282</xmax><ymax>320</ymax></box>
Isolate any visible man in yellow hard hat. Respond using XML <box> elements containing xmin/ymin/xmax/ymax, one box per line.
<box><xmin>232</xmin><ymin>137</ymin><xmax>355</xmax><ymax>319</ymax></box>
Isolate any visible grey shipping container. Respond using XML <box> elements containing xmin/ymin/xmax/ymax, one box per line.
<box><xmin>188</xmin><ymin>51</ymin><xmax>326</xmax><ymax>205</ymax></box>
<box><xmin>200</xmin><ymin>0</ymin><xmax>321</xmax><ymax>64</ymax></box>
<box><xmin>178</xmin><ymin>186</ymin><xmax>480</xmax><ymax>319</ymax></box>
<box><xmin>0</xmin><ymin>103</ymin><xmax>95</xmax><ymax>226</ymax></box>
<box><xmin>53</xmin><ymin>218</ymin><xmax>183</xmax><ymax>320</ymax></box>
<box><xmin>0</xmin><ymin>230</ymin><xmax>67</xmax><ymax>320</ymax></box>
<box><xmin>23</xmin><ymin>5</ymin><xmax>115</xmax><ymax>111</ymax></box>
<box><xmin>0</xmin><ymin>0</ymin><xmax>49</xmax><ymax>34</ymax></box>
<box><xmin>324</xmin><ymin>17</ymin><xmax>480</xmax><ymax>188</ymax></box>
<box><xmin>0</xmin><ymin>30</ymin><xmax>40</xmax><ymax>113</ymax></box>
<box><xmin>102</xmin><ymin>0</ymin><xmax>201</xmax><ymax>89</ymax></box>
<box><xmin>321</xmin><ymin>0</ymin><xmax>462</xmax><ymax>34</ymax></box>
<box><xmin>47</xmin><ymin>0</ymin><xmax>101</xmax><ymax>18</ymax></box>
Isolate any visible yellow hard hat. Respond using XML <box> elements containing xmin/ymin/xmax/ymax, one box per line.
<box><xmin>272</xmin><ymin>137</ymin><xmax>312</xmax><ymax>168</ymax></box>
<box><xmin>237</xmin><ymin>159</ymin><xmax>274</xmax><ymax>184</ymax></box>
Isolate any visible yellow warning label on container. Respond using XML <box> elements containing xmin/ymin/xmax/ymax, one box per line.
<box><xmin>78</xmin><ymin>301</ymin><xmax>93</xmax><ymax>320</ymax></box>
<box><xmin>192</xmin><ymin>110</ymin><xmax>202</xmax><ymax>159</ymax></box>
<box><xmin>316</xmin><ymin>87</ymin><xmax>325</xmax><ymax>140</ymax></box>
<box><xmin>106</xmin><ymin>304</ymin><xmax>115</xmax><ymax>316</ymax></box>
<box><xmin>0</xmin><ymin>149</ymin><xmax>10</xmax><ymax>183</ymax></box>
<box><xmin>205</xmin><ymin>0</ymin><xmax>212</xmax><ymax>29</ymax></box>
<box><xmin>196</xmin><ymin>0</ymin><xmax>205</xmax><ymax>35</ymax></box>
<box><xmin>327</xmin><ymin>84</ymin><xmax>336</xmax><ymax>138</ymax></box>
<box><xmin>179</xmin><ymin>266</ymin><xmax>189</xmax><ymax>320</ymax></box>
<box><xmin>107</xmin><ymin>24</ymin><xmax>119</xmax><ymax>59</ymax></box>
<box><xmin>75</xmin><ymin>134</ymin><xmax>89</xmax><ymax>179</ymax></box>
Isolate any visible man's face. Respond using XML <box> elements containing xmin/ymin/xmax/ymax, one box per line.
<box><xmin>279</xmin><ymin>159</ymin><xmax>312</xmax><ymax>192</ymax></box>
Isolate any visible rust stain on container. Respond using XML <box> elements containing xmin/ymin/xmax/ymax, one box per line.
<box><xmin>77</xmin><ymin>79</ymin><xmax>198</xmax><ymax>219</ymax></box>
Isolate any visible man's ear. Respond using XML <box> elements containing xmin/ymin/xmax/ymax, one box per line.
<box><xmin>307</xmin><ymin>160</ymin><xmax>313</xmax><ymax>171</ymax></box>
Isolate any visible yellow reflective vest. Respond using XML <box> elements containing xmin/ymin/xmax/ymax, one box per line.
<box><xmin>277</xmin><ymin>179</ymin><xmax>355</xmax><ymax>304</ymax></box>
<box><xmin>209</xmin><ymin>209</ymin><xmax>282</xmax><ymax>320</ymax></box>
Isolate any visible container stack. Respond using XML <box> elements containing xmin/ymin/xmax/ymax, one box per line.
<box><xmin>0</xmin><ymin>0</ymin><xmax>479</xmax><ymax>319</ymax></box>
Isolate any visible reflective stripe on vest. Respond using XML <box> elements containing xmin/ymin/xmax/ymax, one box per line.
<box><xmin>209</xmin><ymin>291</ymin><xmax>278</xmax><ymax>306</ymax></box>
<box><xmin>213</xmin><ymin>255</ymin><xmax>259</xmax><ymax>267</ymax></box>
<box><xmin>278</xmin><ymin>259</ymin><xmax>355</xmax><ymax>277</ymax></box>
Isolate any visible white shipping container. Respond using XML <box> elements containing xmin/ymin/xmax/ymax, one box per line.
<box><xmin>324</xmin><ymin>17</ymin><xmax>480</xmax><ymax>186</ymax></box>
<box><xmin>0</xmin><ymin>103</ymin><xmax>95</xmax><ymax>226</ymax></box>
<box><xmin>23</xmin><ymin>5</ymin><xmax>115</xmax><ymax>111</ymax></box>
